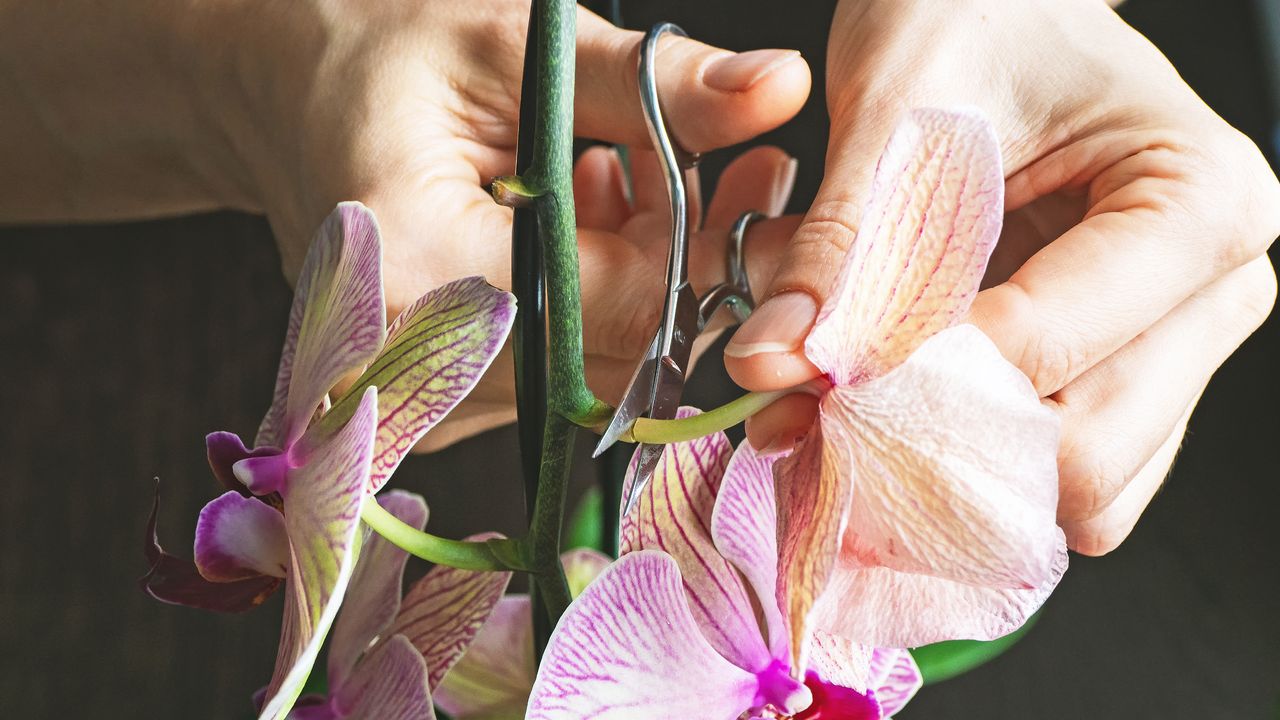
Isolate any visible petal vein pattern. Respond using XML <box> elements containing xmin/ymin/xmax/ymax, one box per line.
<box><xmin>805</xmin><ymin>108</ymin><xmax>1003</xmax><ymax>383</ymax></box>
<box><xmin>527</xmin><ymin>551</ymin><xmax>757</xmax><ymax>720</ymax></box>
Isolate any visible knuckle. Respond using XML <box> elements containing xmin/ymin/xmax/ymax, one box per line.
<box><xmin>1202</xmin><ymin>128</ymin><xmax>1280</xmax><ymax>263</ymax></box>
<box><xmin>771</xmin><ymin>198</ymin><xmax>862</xmax><ymax>296</ymax></box>
<box><xmin>1022</xmin><ymin>330</ymin><xmax>1089</xmax><ymax>397</ymax></box>
<box><xmin>1058</xmin><ymin>443</ymin><xmax>1132</xmax><ymax>522</ymax></box>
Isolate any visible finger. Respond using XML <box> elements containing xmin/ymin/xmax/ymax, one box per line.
<box><xmin>574</xmin><ymin>146</ymin><xmax>630</xmax><ymax>232</ymax></box>
<box><xmin>744</xmin><ymin>393</ymin><xmax>820</xmax><ymax>454</ymax></box>
<box><xmin>704</xmin><ymin>145</ymin><xmax>797</xmax><ymax>228</ymax></box>
<box><xmin>1061</xmin><ymin>402</ymin><xmax>1192</xmax><ymax>557</ymax></box>
<box><xmin>574</xmin><ymin>8</ymin><xmax>811</xmax><ymax>153</ymax></box>
<box><xmin>969</xmin><ymin>134</ymin><xmax>1280</xmax><ymax>397</ymax></box>
<box><xmin>1052</xmin><ymin>255</ymin><xmax>1277</xmax><ymax>522</ymax></box>
<box><xmin>627</xmin><ymin>148</ymin><xmax>671</xmax><ymax>219</ymax></box>
<box><xmin>578</xmin><ymin>216</ymin><xmax>797</xmax><ymax>363</ymax></box>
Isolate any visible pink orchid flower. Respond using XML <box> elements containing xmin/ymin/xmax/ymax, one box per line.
<box><xmin>141</xmin><ymin>202</ymin><xmax>515</xmax><ymax>720</ymax></box>
<box><xmin>284</xmin><ymin>490</ymin><xmax>512</xmax><ymax>720</ymax></box>
<box><xmin>527</xmin><ymin>416</ymin><xmax>922</xmax><ymax>720</ymax></box>
<box><xmin>432</xmin><ymin>549</ymin><xmax>612</xmax><ymax>720</ymax></box>
<box><xmin>774</xmin><ymin>108</ymin><xmax>1068</xmax><ymax>657</ymax></box>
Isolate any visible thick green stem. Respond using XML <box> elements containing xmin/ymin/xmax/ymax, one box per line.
<box><xmin>360</xmin><ymin>502</ymin><xmax>529</xmax><ymax>572</ymax></box>
<box><xmin>526</xmin><ymin>0</ymin><xmax>607</xmax><ymax>425</ymax></box>
<box><xmin>528</xmin><ymin>412</ymin><xmax>575</xmax><ymax>650</ymax></box>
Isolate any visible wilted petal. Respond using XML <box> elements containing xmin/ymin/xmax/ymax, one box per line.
<box><xmin>327</xmin><ymin>276</ymin><xmax>515</xmax><ymax>493</ymax></box>
<box><xmin>814</xmin><ymin>542</ymin><xmax>1068</xmax><ymax>648</ymax></box>
<box><xmin>527</xmin><ymin>551</ymin><xmax>758</xmax><ymax>720</ymax></box>
<box><xmin>826</xmin><ymin>325</ymin><xmax>1062</xmax><ymax>593</ymax></box>
<box><xmin>561</xmin><ymin>548</ymin><xmax>611</xmax><ymax>598</ymax></box>
<box><xmin>141</xmin><ymin>485</ymin><xmax>280</xmax><ymax>612</ymax></box>
<box><xmin>332</xmin><ymin>635</ymin><xmax>435</xmax><ymax>720</ymax></box>
<box><xmin>258</xmin><ymin>387</ymin><xmax>378</xmax><ymax>720</ymax></box>
<box><xmin>620</xmin><ymin>419</ymin><xmax>772</xmax><ymax>674</ymax></box>
<box><xmin>258</xmin><ymin>202</ymin><xmax>386</xmax><ymax>448</ymax></box>
<box><xmin>434</xmin><ymin>595</ymin><xmax>535</xmax><ymax>720</ymax></box>
<box><xmin>386</xmin><ymin>532</ymin><xmax>512</xmax><ymax>689</ymax></box>
<box><xmin>775</xmin><ymin>423</ymin><xmax>854</xmax><ymax>671</ymax></box>
<box><xmin>806</xmin><ymin>108</ymin><xmax>1004</xmax><ymax>383</ymax></box>
<box><xmin>329</xmin><ymin>491</ymin><xmax>428</xmax><ymax>686</ymax></box>
<box><xmin>194</xmin><ymin>491</ymin><xmax>289</xmax><ymax>581</ymax></box>
<box><xmin>710</xmin><ymin>442</ymin><xmax>788</xmax><ymax>660</ymax></box>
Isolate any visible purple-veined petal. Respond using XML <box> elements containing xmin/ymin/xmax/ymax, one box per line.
<box><xmin>775</xmin><ymin>422</ymin><xmax>854</xmax><ymax>672</ymax></box>
<box><xmin>436</xmin><ymin>549</ymin><xmax>611</xmax><ymax>720</ymax></box>
<box><xmin>561</xmin><ymin>547</ymin><xmax>611</xmax><ymax>598</ymax></box>
<box><xmin>434</xmin><ymin>595</ymin><xmax>535</xmax><ymax>720</ymax></box>
<box><xmin>207</xmin><ymin>431</ymin><xmax>278</xmax><ymax>495</ymax></box>
<box><xmin>711</xmin><ymin>442</ymin><xmax>789</xmax><ymax>661</ymax></box>
<box><xmin>141</xmin><ymin>484</ymin><xmax>281</xmax><ymax>612</ymax></box>
<box><xmin>805</xmin><ymin>108</ymin><xmax>1004</xmax><ymax>383</ymax></box>
<box><xmin>827</xmin><ymin>325</ymin><xmax>1063</xmax><ymax>596</ymax></box>
<box><xmin>332</xmin><ymin>634</ymin><xmax>435</xmax><ymax>720</ymax></box>
<box><xmin>325</xmin><ymin>276</ymin><xmax>515</xmax><ymax>493</ymax></box>
<box><xmin>527</xmin><ymin>551</ymin><xmax>760</xmax><ymax>720</ymax></box>
<box><xmin>258</xmin><ymin>387</ymin><xmax>378</xmax><ymax>720</ymax></box>
<box><xmin>385</xmin><ymin>532</ymin><xmax>512</xmax><ymax>689</ymax></box>
<box><xmin>257</xmin><ymin>202</ymin><xmax>386</xmax><ymax>449</ymax></box>
<box><xmin>867</xmin><ymin>648</ymin><xmax>922</xmax><ymax>718</ymax></box>
<box><xmin>814</xmin><ymin>541</ymin><xmax>1068</xmax><ymax>648</ymax></box>
<box><xmin>329</xmin><ymin>491</ymin><xmax>428</xmax><ymax>687</ymax></box>
<box><xmin>194</xmin><ymin>491</ymin><xmax>289</xmax><ymax>581</ymax></box>
<box><xmin>619</xmin><ymin>415</ymin><xmax>773</xmax><ymax>674</ymax></box>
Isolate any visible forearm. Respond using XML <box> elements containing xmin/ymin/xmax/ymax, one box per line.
<box><xmin>0</xmin><ymin>1</ymin><xmax>256</xmax><ymax>222</ymax></box>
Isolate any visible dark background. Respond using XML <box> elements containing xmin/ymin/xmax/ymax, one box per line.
<box><xmin>1</xmin><ymin>0</ymin><xmax>1276</xmax><ymax>717</ymax></box>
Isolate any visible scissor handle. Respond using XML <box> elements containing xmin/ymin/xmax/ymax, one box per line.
<box><xmin>639</xmin><ymin>22</ymin><xmax>699</xmax><ymax>360</ymax></box>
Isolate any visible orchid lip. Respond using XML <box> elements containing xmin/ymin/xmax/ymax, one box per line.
<box><xmin>752</xmin><ymin>659</ymin><xmax>812</xmax><ymax>716</ymax></box>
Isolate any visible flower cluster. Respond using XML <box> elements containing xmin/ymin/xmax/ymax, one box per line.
<box><xmin>142</xmin><ymin>107</ymin><xmax>1067</xmax><ymax>720</ymax></box>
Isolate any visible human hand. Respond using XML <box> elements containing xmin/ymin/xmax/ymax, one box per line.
<box><xmin>725</xmin><ymin>0</ymin><xmax>1280</xmax><ymax>555</ymax></box>
<box><xmin>201</xmin><ymin>1</ymin><xmax>811</xmax><ymax>449</ymax></box>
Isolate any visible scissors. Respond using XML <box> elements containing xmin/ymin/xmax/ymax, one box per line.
<box><xmin>592</xmin><ymin>22</ymin><xmax>760</xmax><ymax>517</ymax></box>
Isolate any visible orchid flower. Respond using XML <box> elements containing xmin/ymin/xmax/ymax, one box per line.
<box><xmin>431</xmin><ymin>549</ymin><xmax>612</xmax><ymax>720</ymax></box>
<box><xmin>773</xmin><ymin>108</ymin><xmax>1068</xmax><ymax>658</ymax></box>
<box><xmin>283</xmin><ymin>490</ymin><xmax>512</xmax><ymax>720</ymax></box>
<box><xmin>141</xmin><ymin>202</ymin><xmax>515</xmax><ymax>720</ymax></box>
<box><xmin>527</xmin><ymin>415</ymin><xmax>922</xmax><ymax>719</ymax></box>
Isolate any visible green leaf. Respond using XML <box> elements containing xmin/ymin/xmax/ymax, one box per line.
<box><xmin>564</xmin><ymin>486</ymin><xmax>604</xmax><ymax>553</ymax></box>
<box><xmin>910</xmin><ymin>611</ymin><xmax>1041</xmax><ymax>684</ymax></box>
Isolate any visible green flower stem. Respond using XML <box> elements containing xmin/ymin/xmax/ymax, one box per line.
<box><xmin>626</xmin><ymin>390</ymin><xmax>791</xmax><ymax>444</ymax></box>
<box><xmin>528</xmin><ymin>412</ymin><xmax>575</xmax><ymax>653</ymax></box>
<box><xmin>524</xmin><ymin>0</ymin><xmax>608</xmax><ymax>425</ymax></box>
<box><xmin>360</xmin><ymin>501</ymin><xmax>529</xmax><ymax>572</ymax></box>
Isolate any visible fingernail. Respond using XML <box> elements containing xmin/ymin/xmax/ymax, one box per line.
<box><xmin>766</xmin><ymin>157</ymin><xmax>798</xmax><ymax>217</ymax></box>
<box><xmin>704</xmin><ymin>49</ymin><xmax>802</xmax><ymax>93</ymax></box>
<box><xmin>725</xmin><ymin>290</ymin><xmax>818</xmax><ymax>358</ymax></box>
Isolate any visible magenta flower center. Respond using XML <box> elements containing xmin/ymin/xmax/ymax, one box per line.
<box><xmin>791</xmin><ymin>673</ymin><xmax>881</xmax><ymax>720</ymax></box>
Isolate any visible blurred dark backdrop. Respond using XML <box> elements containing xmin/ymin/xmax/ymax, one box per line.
<box><xmin>0</xmin><ymin>0</ymin><xmax>1276</xmax><ymax>717</ymax></box>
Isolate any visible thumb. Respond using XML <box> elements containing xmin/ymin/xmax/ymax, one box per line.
<box><xmin>723</xmin><ymin>108</ymin><xmax>897</xmax><ymax>391</ymax></box>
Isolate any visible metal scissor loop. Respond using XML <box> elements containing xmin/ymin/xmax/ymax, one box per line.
<box><xmin>593</xmin><ymin>23</ymin><xmax>761</xmax><ymax>517</ymax></box>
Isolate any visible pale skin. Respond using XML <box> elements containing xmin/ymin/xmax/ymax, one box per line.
<box><xmin>1</xmin><ymin>1</ymin><xmax>1275</xmax><ymax>557</ymax></box>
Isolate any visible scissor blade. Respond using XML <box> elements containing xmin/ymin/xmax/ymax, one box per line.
<box><xmin>622</xmin><ymin>442</ymin><xmax>665</xmax><ymax>517</ymax></box>
<box><xmin>593</xmin><ymin>332</ymin><xmax>661</xmax><ymax>457</ymax></box>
